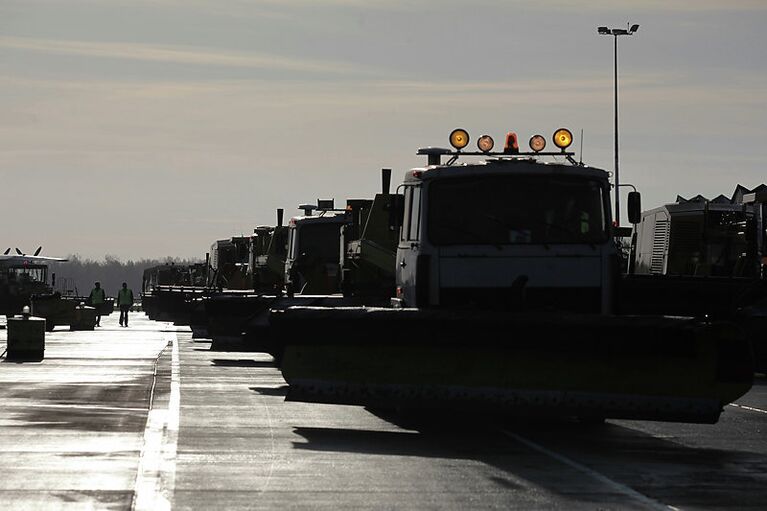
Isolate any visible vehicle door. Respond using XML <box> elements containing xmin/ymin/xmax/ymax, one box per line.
<box><xmin>396</xmin><ymin>184</ymin><xmax>423</xmax><ymax>306</ymax></box>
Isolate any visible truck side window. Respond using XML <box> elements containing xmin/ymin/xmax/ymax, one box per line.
<box><xmin>408</xmin><ymin>187</ymin><xmax>421</xmax><ymax>241</ymax></box>
<box><xmin>401</xmin><ymin>187</ymin><xmax>412</xmax><ymax>241</ymax></box>
<box><xmin>288</xmin><ymin>229</ymin><xmax>297</xmax><ymax>259</ymax></box>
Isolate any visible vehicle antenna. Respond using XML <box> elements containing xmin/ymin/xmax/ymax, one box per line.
<box><xmin>579</xmin><ymin>129</ymin><xmax>584</xmax><ymax>165</ymax></box>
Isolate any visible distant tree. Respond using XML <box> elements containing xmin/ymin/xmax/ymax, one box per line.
<box><xmin>49</xmin><ymin>255</ymin><xmax>202</xmax><ymax>298</ymax></box>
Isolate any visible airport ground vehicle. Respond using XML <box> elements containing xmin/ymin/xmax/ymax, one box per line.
<box><xmin>632</xmin><ymin>185</ymin><xmax>766</xmax><ymax>278</ymax></box>
<box><xmin>0</xmin><ymin>251</ymin><xmax>56</xmax><ymax>317</ymax></box>
<box><xmin>275</xmin><ymin>129</ymin><xmax>754</xmax><ymax>423</ymax></box>
<box><xmin>0</xmin><ymin>249</ymin><xmax>97</xmax><ymax>330</ymax></box>
<box><xmin>284</xmin><ymin>202</ymin><xmax>347</xmax><ymax>297</ymax></box>
<box><xmin>146</xmin><ymin>174</ymin><xmax>397</xmax><ymax>339</ymax></box>
<box><xmin>239</xmin><ymin>174</ymin><xmax>404</xmax><ymax>356</ymax></box>
<box><xmin>177</xmin><ymin>175</ymin><xmax>402</xmax><ymax>349</ymax></box>
<box><xmin>142</xmin><ymin>263</ymin><xmax>206</xmax><ymax>321</ymax></box>
<box><xmin>248</xmin><ymin>209</ymin><xmax>289</xmax><ymax>292</ymax></box>
<box><xmin>216</xmin><ymin>201</ymin><xmax>352</xmax><ymax>350</ymax></box>
<box><xmin>199</xmin><ymin>209</ymin><xmax>291</xmax><ymax>345</ymax></box>
<box><xmin>208</xmin><ymin>237</ymin><xmax>250</xmax><ymax>290</ymax></box>
<box><xmin>340</xmin><ymin>169</ymin><xmax>402</xmax><ymax>300</ymax></box>
<box><xmin>624</xmin><ymin>185</ymin><xmax>767</xmax><ymax>371</ymax></box>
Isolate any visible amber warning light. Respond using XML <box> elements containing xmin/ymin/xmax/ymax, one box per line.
<box><xmin>553</xmin><ymin>128</ymin><xmax>573</xmax><ymax>150</ymax></box>
<box><xmin>449</xmin><ymin>128</ymin><xmax>469</xmax><ymax>150</ymax></box>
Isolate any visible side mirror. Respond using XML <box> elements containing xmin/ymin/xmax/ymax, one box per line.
<box><xmin>627</xmin><ymin>191</ymin><xmax>641</xmax><ymax>225</ymax></box>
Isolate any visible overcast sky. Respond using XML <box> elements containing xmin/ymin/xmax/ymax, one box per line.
<box><xmin>1</xmin><ymin>0</ymin><xmax>765</xmax><ymax>260</ymax></box>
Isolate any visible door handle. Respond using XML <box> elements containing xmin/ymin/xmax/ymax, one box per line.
<box><xmin>400</xmin><ymin>260</ymin><xmax>407</xmax><ymax>268</ymax></box>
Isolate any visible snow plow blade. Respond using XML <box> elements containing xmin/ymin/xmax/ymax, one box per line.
<box><xmin>276</xmin><ymin>307</ymin><xmax>754</xmax><ymax>423</ymax></box>
<box><xmin>204</xmin><ymin>293</ymin><xmax>274</xmax><ymax>346</ymax></box>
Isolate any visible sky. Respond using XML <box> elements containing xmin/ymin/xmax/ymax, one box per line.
<box><xmin>1</xmin><ymin>0</ymin><xmax>766</xmax><ymax>260</ymax></box>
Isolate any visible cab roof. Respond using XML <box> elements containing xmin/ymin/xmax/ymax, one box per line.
<box><xmin>403</xmin><ymin>157</ymin><xmax>609</xmax><ymax>184</ymax></box>
<box><xmin>289</xmin><ymin>211</ymin><xmax>347</xmax><ymax>227</ymax></box>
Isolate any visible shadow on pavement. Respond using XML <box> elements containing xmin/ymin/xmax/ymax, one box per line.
<box><xmin>292</xmin><ymin>410</ymin><xmax>767</xmax><ymax>510</ymax></box>
<box><xmin>249</xmin><ymin>385</ymin><xmax>288</xmax><ymax>396</ymax></box>
<box><xmin>211</xmin><ymin>358</ymin><xmax>275</xmax><ymax>368</ymax></box>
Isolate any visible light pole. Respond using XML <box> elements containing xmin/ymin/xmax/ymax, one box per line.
<box><xmin>598</xmin><ymin>23</ymin><xmax>638</xmax><ymax>226</ymax></box>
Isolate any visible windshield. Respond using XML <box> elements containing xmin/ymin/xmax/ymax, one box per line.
<box><xmin>428</xmin><ymin>174</ymin><xmax>608</xmax><ymax>246</ymax></box>
<box><xmin>667</xmin><ymin>210</ymin><xmax>751</xmax><ymax>277</ymax></box>
<box><xmin>295</xmin><ymin>223</ymin><xmax>341</xmax><ymax>261</ymax></box>
<box><xmin>706</xmin><ymin>210</ymin><xmax>750</xmax><ymax>276</ymax></box>
<box><xmin>5</xmin><ymin>266</ymin><xmax>47</xmax><ymax>284</ymax></box>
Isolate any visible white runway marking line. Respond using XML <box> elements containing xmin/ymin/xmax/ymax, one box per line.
<box><xmin>501</xmin><ymin>429</ymin><xmax>676</xmax><ymax>511</ymax></box>
<box><xmin>258</xmin><ymin>386</ymin><xmax>277</xmax><ymax>495</ymax></box>
<box><xmin>17</xmin><ymin>403</ymin><xmax>147</xmax><ymax>412</ymax></box>
<box><xmin>132</xmin><ymin>333</ymin><xmax>180</xmax><ymax>511</ymax></box>
<box><xmin>729</xmin><ymin>403</ymin><xmax>767</xmax><ymax>415</ymax></box>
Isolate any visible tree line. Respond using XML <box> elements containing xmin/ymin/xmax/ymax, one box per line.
<box><xmin>48</xmin><ymin>255</ymin><xmax>201</xmax><ymax>298</ymax></box>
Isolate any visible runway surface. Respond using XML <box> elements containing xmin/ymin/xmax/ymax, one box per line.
<box><xmin>0</xmin><ymin>313</ymin><xmax>765</xmax><ymax>509</ymax></box>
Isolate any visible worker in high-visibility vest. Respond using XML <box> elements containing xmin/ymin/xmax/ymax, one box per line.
<box><xmin>117</xmin><ymin>282</ymin><xmax>134</xmax><ymax>327</ymax></box>
<box><xmin>88</xmin><ymin>281</ymin><xmax>106</xmax><ymax>327</ymax></box>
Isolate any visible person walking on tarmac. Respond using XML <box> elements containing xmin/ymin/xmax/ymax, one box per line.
<box><xmin>88</xmin><ymin>281</ymin><xmax>106</xmax><ymax>327</ymax></box>
<box><xmin>117</xmin><ymin>282</ymin><xmax>134</xmax><ymax>327</ymax></box>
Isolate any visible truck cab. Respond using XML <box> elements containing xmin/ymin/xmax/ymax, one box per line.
<box><xmin>208</xmin><ymin>237</ymin><xmax>250</xmax><ymax>290</ymax></box>
<box><xmin>284</xmin><ymin>202</ymin><xmax>347</xmax><ymax>296</ymax></box>
<box><xmin>394</xmin><ymin>130</ymin><xmax>618</xmax><ymax>314</ymax></box>
<box><xmin>0</xmin><ymin>258</ymin><xmax>51</xmax><ymax>316</ymax></box>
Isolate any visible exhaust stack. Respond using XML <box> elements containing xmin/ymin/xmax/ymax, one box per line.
<box><xmin>381</xmin><ymin>168</ymin><xmax>392</xmax><ymax>195</ymax></box>
<box><xmin>277</xmin><ymin>208</ymin><xmax>284</xmax><ymax>227</ymax></box>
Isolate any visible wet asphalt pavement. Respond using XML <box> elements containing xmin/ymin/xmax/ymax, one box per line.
<box><xmin>0</xmin><ymin>313</ymin><xmax>765</xmax><ymax>510</ymax></box>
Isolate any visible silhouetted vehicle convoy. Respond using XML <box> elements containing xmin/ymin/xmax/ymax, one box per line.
<box><xmin>623</xmin><ymin>185</ymin><xmax>767</xmax><ymax>371</ymax></box>
<box><xmin>0</xmin><ymin>248</ymin><xmax>99</xmax><ymax>330</ymax></box>
<box><xmin>206</xmin><ymin>174</ymin><xmax>402</xmax><ymax>349</ymax></box>
<box><xmin>141</xmin><ymin>263</ymin><xmax>206</xmax><ymax>323</ymax></box>
<box><xmin>146</xmin><ymin>128</ymin><xmax>756</xmax><ymax>424</ymax></box>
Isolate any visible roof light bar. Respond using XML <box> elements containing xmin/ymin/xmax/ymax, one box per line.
<box><xmin>416</xmin><ymin>127</ymin><xmax>580</xmax><ymax>166</ymax></box>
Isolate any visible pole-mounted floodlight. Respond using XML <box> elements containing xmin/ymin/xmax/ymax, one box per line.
<box><xmin>597</xmin><ymin>22</ymin><xmax>639</xmax><ymax>227</ymax></box>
